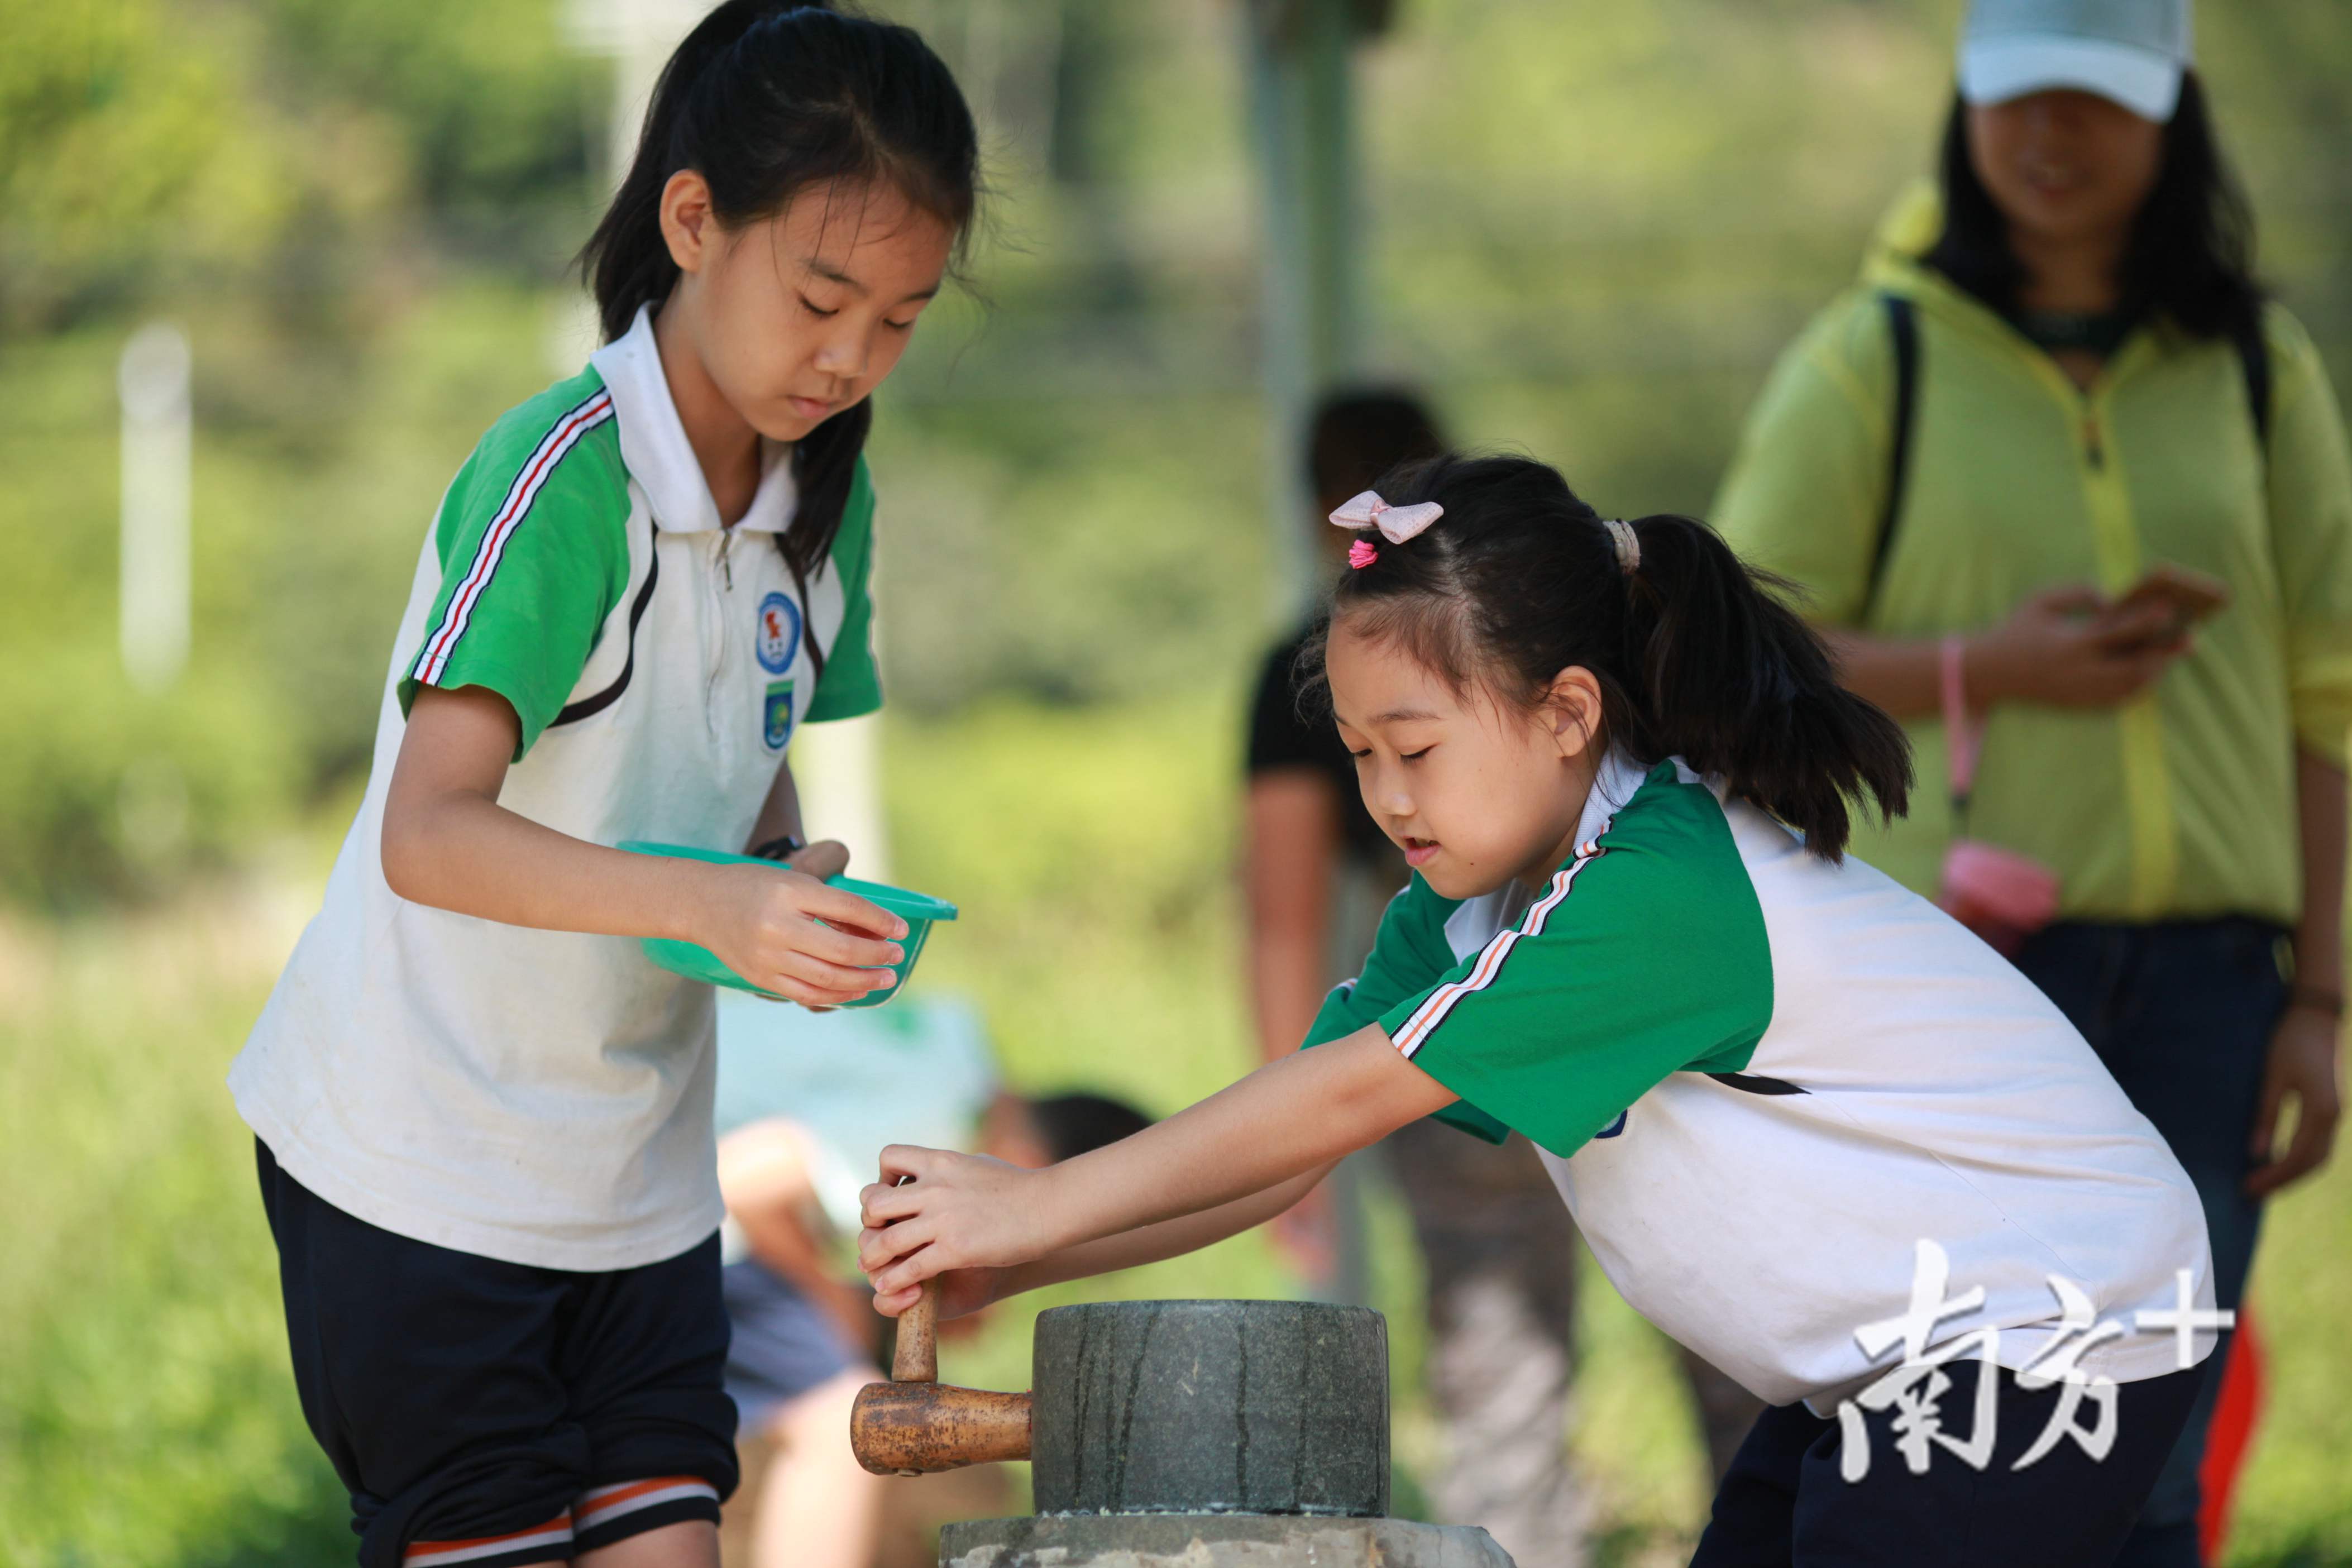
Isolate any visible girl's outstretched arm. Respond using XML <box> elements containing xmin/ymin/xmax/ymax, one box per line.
<box><xmin>381</xmin><ymin>683</ymin><xmax>905</xmax><ymax>1008</ymax></box>
<box><xmin>857</xmin><ymin>1027</ymin><xmax>1455</xmax><ymax>1314</ymax></box>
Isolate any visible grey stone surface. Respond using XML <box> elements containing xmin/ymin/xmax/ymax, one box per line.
<box><xmin>1030</xmin><ymin>1301</ymin><xmax>1389</xmax><ymax>1519</ymax></box>
<box><xmin>941</xmin><ymin>1514</ymin><xmax>1515</xmax><ymax>1568</ymax></box>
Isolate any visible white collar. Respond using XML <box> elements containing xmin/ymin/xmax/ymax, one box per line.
<box><xmin>589</xmin><ymin>304</ymin><xmax>801</xmax><ymax>537</ymax></box>
<box><xmin>1571</xmin><ymin>745</ymin><xmax>1658</xmax><ymax>852</ymax></box>
<box><xmin>1462</xmin><ymin>747</ymin><xmax>1662</xmax><ymax>935</ymax></box>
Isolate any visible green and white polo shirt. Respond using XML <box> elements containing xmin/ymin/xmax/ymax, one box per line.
<box><xmin>1312</xmin><ymin>749</ymin><xmax>2216</xmax><ymax>1409</ymax></box>
<box><xmin>230</xmin><ymin>304</ymin><xmax>882</xmax><ymax>1271</ymax></box>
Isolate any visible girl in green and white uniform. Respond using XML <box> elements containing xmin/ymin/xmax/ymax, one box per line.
<box><xmin>860</xmin><ymin>455</ymin><xmax>2220</xmax><ymax>1567</ymax></box>
<box><xmin>229</xmin><ymin>9</ymin><xmax>977</xmax><ymax>1567</ymax></box>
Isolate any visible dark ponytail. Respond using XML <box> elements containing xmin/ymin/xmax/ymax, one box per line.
<box><xmin>1307</xmin><ymin>454</ymin><xmax>1911</xmax><ymax>861</ymax></box>
<box><xmin>577</xmin><ymin>2</ymin><xmax>978</xmax><ymax>611</ymax></box>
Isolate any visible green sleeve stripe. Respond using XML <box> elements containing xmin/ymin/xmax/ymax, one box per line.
<box><xmin>1390</xmin><ymin>850</ymin><xmax>1600</xmax><ymax>1059</ymax></box>
<box><xmin>412</xmin><ymin>386</ymin><xmax>616</xmax><ymax>685</ymax></box>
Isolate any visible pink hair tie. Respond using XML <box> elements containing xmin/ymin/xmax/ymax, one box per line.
<box><xmin>1347</xmin><ymin>538</ymin><xmax>1380</xmax><ymax>570</ymax></box>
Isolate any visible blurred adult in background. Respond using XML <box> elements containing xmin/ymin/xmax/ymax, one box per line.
<box><xmin>1714</xmin><ymin>3</ymin><xmax>2352</xmax><ymax>1561</ymax></box>
<box><xmin>1242</xmin><ymin>391</ymin><xmax>1761</xmax><ymax>1568</ymax></box>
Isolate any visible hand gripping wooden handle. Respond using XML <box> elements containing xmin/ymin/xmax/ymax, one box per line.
<box><xmin>892</xmin><ymin>1278</ymin><xmax>940</xmax><ymax>1383</ymax></box>
<box><xmin>849</xmin><ymin>1277</ymin><xmax>1031</xmax><ymax>1476</ymax></box>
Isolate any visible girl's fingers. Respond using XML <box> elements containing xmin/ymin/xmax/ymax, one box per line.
<box><xmin>877</xmin><ymin>1144</ymin><xmax>940</xmax><ymax>1183</ymax></box>
<box><xmin>785</xmin><ymin>912</ymin><xmax>906</xmax><ymax>970</ymax></box>
<box><xmin>872</xmin><ymin>1242</ymin><xmax>946</xmax><ymax>1297</ymax></box>
<box><xmin>765</xmin><ymin>973</ymin><xmax>873</xmax><ymax>1008</ymax></box>
<box><xmin>767</xmin><ymin>980</ymin><xmax>867</xmax><ymax>1010</ymax></box>
<box><xmin>872</xmin><ymin>1280</ymin><xmax>926</xmax><ymax>1318</ymax></box>
<box><xmin>797</xmin><ymin>881</ymin><xmax>910</xmax><ymax>941</ymax></box>
<box><xmin>859</xmin><ymin>1181</ymin><xmax>924</xmax><ymax>1229</ymax></box>
<box><xmin>859</xmin><ymin>1215</ymin><xmax>936</xmax><ymax>1271</ymax></box>
<box><xmin>763</xmin><ymin>948</ymin><xmax>893</xmax><ymax>998</ymax></box>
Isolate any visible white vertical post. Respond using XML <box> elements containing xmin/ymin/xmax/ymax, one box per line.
<box><xmin>119</xmin><ymin>323</ymin><xmax>193</xmax><ymax>695</ymax></box>
<box><xmin>790</xmin><ymin>714</ymin><xmax>893</xmax><ymax>884</ymax></box>
<box><xmin>561</xmin><ymin>0</ymin><xmax>717</xmax><ymax>183</ymax></box>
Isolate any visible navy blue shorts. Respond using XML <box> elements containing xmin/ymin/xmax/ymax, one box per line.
<box><xmin>255</xmin><ymin>1140</ymin><xmax>738</xmax><ymax>1568</ymax></box>
<box><xmin>1692</xmin><ymin>1357</ymin><xmax>2201</xmax><ymax>1567</ymax></box>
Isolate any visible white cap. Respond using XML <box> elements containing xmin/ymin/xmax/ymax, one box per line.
<box><xmin>1958</xmin><ymin>0</ymin><xmax>2192</xmax><ymax>123</ymax></box>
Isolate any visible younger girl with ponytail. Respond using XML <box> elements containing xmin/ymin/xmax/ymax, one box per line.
<box><xmin>862</xmin><ymin>455</ymin><xmax>2222</xmax><ymax>1565</ymax></box>
<box><xmin>230</xmin><ymin>8</ymin><xmax>976</xmax><ymax>1566</ymax></box>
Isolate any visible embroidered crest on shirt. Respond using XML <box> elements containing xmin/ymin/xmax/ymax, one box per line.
<box><xmin>763</xmin><ymin>680</ymin><xmax>796</xmax><ymax>752</ymax></box>
<box><xmin>755</xmin><ymin>591</ymin><xmax>800</xmax><ymax>675</ymax></box>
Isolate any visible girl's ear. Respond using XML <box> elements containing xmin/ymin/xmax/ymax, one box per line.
<box><xmin>1543</xmin><ymin>666</ymin><xmax>1605</xmax><ymax>761</ymax></box>
<box><xmin>659</xmin><ymin>170</ymin><xmax>719</xmax><ymax>275</ymax></box>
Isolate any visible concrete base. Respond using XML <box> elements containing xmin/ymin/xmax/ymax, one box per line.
<box><xmin>940</xmin><ymin>1514</ymin><xmax>1516</xmax><ymax>1568</ymax></box>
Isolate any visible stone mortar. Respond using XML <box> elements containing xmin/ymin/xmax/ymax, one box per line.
<box><xmin>1028</xmin><ymin>1299</ymin><xmax>1389</xmax><ymax>1518</ymax></box>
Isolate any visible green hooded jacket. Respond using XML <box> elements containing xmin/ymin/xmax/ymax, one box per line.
<box><xmin>1714</xmin><ymin>185</ymin><xmax>2352</xmax><ymax>924</ymax></box>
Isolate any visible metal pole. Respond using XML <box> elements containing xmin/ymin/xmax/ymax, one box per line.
<box><xmin>1246</xmin><ymin>1</ymin><xmax>1379</xmax><ymax>1312</ymax></box>
<box><xmin>1247</xmin><ymin>0</ymin><xmax>1366</xmax><ymax>622</ymax></box>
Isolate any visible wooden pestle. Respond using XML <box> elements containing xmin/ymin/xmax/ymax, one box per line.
<box><xmin>848</xmin><ymin>1277</ymin><xmax>1033</xmax><ymax>1476</ymax></box>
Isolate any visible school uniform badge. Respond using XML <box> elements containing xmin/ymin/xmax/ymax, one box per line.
<box><xmin>763</xmin><ymin>680</ymin><xmax>796</xmax><ymax>752</ymax></box>
<box><xmin>755</xmin><ymin>591</ymin><xmax>800</xmax><ymax>675</ymax></box>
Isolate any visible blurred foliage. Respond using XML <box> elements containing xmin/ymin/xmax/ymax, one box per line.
<box><xmin>0</xmin><ymin>0</ymin><xmax>594</xmax><ymax>332</ymax></box>
<box><xmin>2</xmin><ymin>2</ymin><xmax>2350</xmax><ymax>1552</ymax></box>
<box><xmin>5</xmin><ymin>0</ymin><xmax>2348</xmax><ymax>904</ymax></box>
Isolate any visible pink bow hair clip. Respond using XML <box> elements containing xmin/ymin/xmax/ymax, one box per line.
<box><xmin>1329</xmin><ymin>490</ymin><xmax>1444</xmax><ymax>546</ymax></box>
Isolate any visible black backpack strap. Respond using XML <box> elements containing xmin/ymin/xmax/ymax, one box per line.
<box><xmin>1865</xmin><ymin>291</ymin><xmax>1921</xmax><ymax>614</ymax></box>
<box><xmin>2233</xmin><ymin>308</ymin><xmax>2272</xmax><ymax>460</ymax></box>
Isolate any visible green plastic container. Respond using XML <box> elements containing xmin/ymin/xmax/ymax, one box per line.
<box><xmin>618</xmin><ymin>841</ymin><xmax>958</xmax><ymax>1008</ymax></box>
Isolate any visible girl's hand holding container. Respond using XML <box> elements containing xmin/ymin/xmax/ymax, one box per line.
<box><xmin>621</xmin><ymin>839</ymin><xmax>959</xmax><ymax>1010</ymax></box>
<box><xmin>692</xmin><ymin>856</ymin><xmax>908</xmax><ymax>1009</ymax></box>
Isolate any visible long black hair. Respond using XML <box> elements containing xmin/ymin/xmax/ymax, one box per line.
<box><xmin>579</xmin><ymin>2</ymin><xmax>978</xmax><ymax>614</ymax></box>
<box><xmin>1923</xmin><ymin>73</ymin><xmax>2262</xmax><ymax>340</ymax></box>
<box><xmin>1305</xmin><ymin>455</ymin><xmax>1911</xmax><ymax>862</ymax></box>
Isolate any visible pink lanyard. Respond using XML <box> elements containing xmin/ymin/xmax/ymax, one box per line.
<box><xmin>1940</xmin><ymin>634</ymin><xmax>1982</xmax><ymax>814</ymax></box>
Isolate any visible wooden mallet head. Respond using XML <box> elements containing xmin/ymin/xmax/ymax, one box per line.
<box><xmin>848</xmin><ymin>1277</ymin><xmax>1032</xmax><ymax>1476</ymax></box>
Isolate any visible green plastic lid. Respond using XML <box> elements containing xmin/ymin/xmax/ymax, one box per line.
<box><xmin>824</xmin><ymin>872</ymin><xmax>958</xmax><ymax>924</ymax></box>
<box><xmin>615</xmin><ymin>841</ymin><xmax>956</xmax><ymax>1008</ymax></box>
